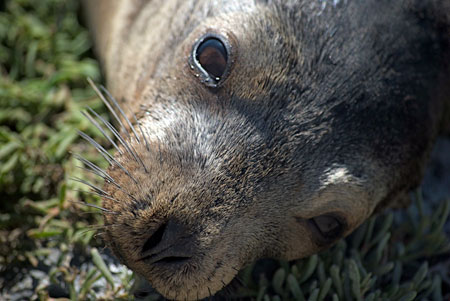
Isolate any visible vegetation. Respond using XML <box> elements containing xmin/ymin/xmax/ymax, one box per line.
<box><xmin>0</xmin><ymin>0</ymin><xmax>448</xmax><ymax>300</ymax></box>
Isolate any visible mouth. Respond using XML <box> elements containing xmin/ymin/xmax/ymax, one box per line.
<box><xmin>149</xmin><ymin>255</ymin><xmax>192</xmax><ymax>265</ymax></box>
<box><xmin>138</xmin><ymin>247</ymin><xmax>192</xmax><ymax>265</ymax></box>
<box><xmin>134</xmin><ymin>255</ymin><xmax>241</xmax><ymax>300</ymax></box>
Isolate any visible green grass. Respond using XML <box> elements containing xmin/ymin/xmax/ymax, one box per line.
<box><xmin>0</xmin><ymin>1</ymin><xmax>132</xmax><ymax>299</ymax></box>
<box><xmin>0</xmin><ymin>0</ymin><xmax>449</xmax><ymax>300</ymax></box>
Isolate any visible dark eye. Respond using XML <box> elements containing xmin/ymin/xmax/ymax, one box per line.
<box><xmin>191</xmin><ymin>34</ymin><xmax>230</xmax><ymax>87</ymax></box>
<box><xmin>196</xmin><ymin>38</ymin><xmax>228</xmax><ymax>78</ymax></box>
<box><xmin>308</xmin><ymin>214</ymin><xmax>344</xmax><ymax>245</ymax></box>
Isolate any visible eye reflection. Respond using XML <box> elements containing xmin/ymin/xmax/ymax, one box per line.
<box><xmin>194</xmin><ymin>37</ymin><xmax>228</xmax><ymax>80</ymax></box>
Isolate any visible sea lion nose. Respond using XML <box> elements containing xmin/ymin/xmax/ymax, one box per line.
<box><xmin>140</xmin><ymin>220</ymin><xmax>194</xmax><ymax>266</ymax></box>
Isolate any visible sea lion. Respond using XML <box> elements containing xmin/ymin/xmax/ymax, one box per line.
<box><xmin>80</xmin><ymin>0</ymin><xmax>450</xmax><ymax>299</ymax></box>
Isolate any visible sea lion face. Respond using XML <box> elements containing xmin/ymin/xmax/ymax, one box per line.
<box><xmin>96</xmin><ymin>1</ymin><xmax>441</xmax><ymax>300</ymax></box>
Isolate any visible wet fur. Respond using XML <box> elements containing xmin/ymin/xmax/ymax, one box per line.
<box><xmin>81</xmin><ymin>0</ymin><xmax>450</xmax><ymax>299</ymax></box>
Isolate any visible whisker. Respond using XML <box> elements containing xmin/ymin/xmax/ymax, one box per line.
<box><xmin>121</xmin><ymin>101</ymin><xmax>149</xmax><ymax>173</ymax></box>
<box><xmin>87</xmin><ymin>107</ymin><xmax>143</xmax><ymax>170</ymax></box>
<box><xmin>92</xmin><ymin>224</ymin><xmax>126</xmax><ymax>244</ymax></box>
<box><xmin>70</xmin><ymin>176</ymin><xmax>109</xmax><ymax>196</ymax></box>
<box><xmin>78</xmin><ymin>225</ymin><xmax>106</xmax><ymax>236</ymax></box>
<box><xmin>77</xmin><ymin>130</ymin><xmax>114</xmax><ymax>164</ymax></box>
<box><xmin>81</xmin><ymin>109</ymin><xmax>123</xmax><ymax>155</ymax></box>
<box><xmin>75</xmin><ymin>165</ymin><xmax>108</xmax><ymax>182</ymax></box>
<box><xmin>86</xmin><ymin>224</ymin><xmax>105</xmax><ymax>230</ymax></box>
<box><xmin>72</xmin><ymin>188</ymin><xmax>119</xmax><ymax>203</ymax></box>
<box><xmin>87</xmin><ymin>79</ymin><xmax>149</xmax><ymax>173</ymax></box>
<box><xmin>68</xmin><ymin>200</ymin><xmax>118</xmax><ymax>214</ymax></box>
<box><xmin>93</xmin><ymin>232</ymin><xmax>106</xmax><ymax>240</ymax></box>
<box><xmin>86</xmin><ymin>107</ymin><xmax>129</xmax><ymax>154</ymax></box>
<box><xmin>87</xmin><ymin>77</ymin><xmax>131</xmax><ymax>139</ymax></box>
<box><xmin>72</xmin><ymin>153</ymin><xmax>139</xmax><ymax>203</ymax></box>
<box><xmin>100</xmin><ymin>85</ymin><xmax>140</xmax><ymax>143</ymax></box>
<box><xmin>77</xmin><ymin>130</ymin><xmax>139</xmax><ymax>184</ymax></box>
<box><xmin>72</xmin><ymin>153</ymin><xmax>117</xmax><ymax>185</ymax></box>
<box><xmin>98</xmin><ymin>223</ymin><xmax>121</xmax><ymax>229</ymax></box>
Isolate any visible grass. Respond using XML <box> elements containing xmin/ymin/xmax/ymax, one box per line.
<box><xmin>0</xmin><ymin>0</ymin><xmax>449</xmax><ymax>300</ymax></box>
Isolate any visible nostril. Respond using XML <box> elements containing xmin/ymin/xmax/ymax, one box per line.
<box><xmin>154</xmin><ymin>256</ymin><xmax>191</xmax><ymax>265</ymax></box>
<box><xmin>139</xmin><ymin>220</ymin><xmax>194</xmax><ymax>264</ymax></box>
<box><xmin>142</xmin><ymin>222</ymin><xmax>167</xmax><ymax>253</ymax></box>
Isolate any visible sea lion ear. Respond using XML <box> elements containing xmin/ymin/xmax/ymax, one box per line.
<box><xmin>288</xmin><ymin>163</ymin><xmax>375</xmax><ymax>250</ymax></box>
<box><xmin>306</xmin><ymin>213</ymin><xmax>347</xmax><ymax>246</ymax></box>
<box><xmin>189</xmin><ymin>32</ymin><xmax>233</xmax><ymax>88</ymax></box>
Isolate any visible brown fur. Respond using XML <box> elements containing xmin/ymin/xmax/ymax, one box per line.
<box><xmin>82</xmin><ymin>0</ymin><xmax>450</xmax><ymax>299</ymax></box>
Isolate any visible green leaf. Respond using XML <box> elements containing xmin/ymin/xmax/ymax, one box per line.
<box><xmin>299</xmin><ymin>255</ymin><xmax>318</xmax><ymax>283</ymax></box>
<box><xmin>348</xmin><ymin>259</ymin><xmax>362</xmax><ymax>301</ymax></box>
<box><xmin>91</xmin><ymin>248</ymin><xmax>115</xmax><ymax>288</ymax></box>
<box><xmin>287</xmin><ymin>274</ymin><xmax>305</xmax><ymax>301</ymax></box>
<box><xmin>272</xmin><ymin>268</ymin><xmax>286</xmax><ymax>296</ymax></box>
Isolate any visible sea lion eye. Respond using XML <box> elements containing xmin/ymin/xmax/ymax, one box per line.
<box><xmin>190</xmin><ymin>34</ymin><xmax>231</xmax><ymax>87</ymax></box>
<box><xmin>308</xmin><ymin>214</ymin><xmax>344</xmax><ymax>244</ymax></box>
<box><xmin>196</xmin><ymin>38</ymin><xmax>228</xmax><ymax>78</ymax></box>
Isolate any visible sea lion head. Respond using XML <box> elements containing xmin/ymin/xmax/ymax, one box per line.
<box><xmin>82</xmin><ymin>1</ymin><xmax>444</xmax><ymax>299</ymax></box>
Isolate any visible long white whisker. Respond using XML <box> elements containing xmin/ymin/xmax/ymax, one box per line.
<box><xmin>100</xmin><ymin>86</ymin><xmax>149</xmax><ymax>173</ymax></box>
<box><xmin>100</xmin><ymin>85</ymin><xmax>140</xmax><ymax>143</ymax></box>
<box><xmin>70</xmin><ymin>176</ymin><xmax>110</xmax><ymax>197</ymax></box>
<box><xmin>72</xmin><ymin>188</ymin><xmax>119</xmax><ymax>202</ymax></box>
<box><xmin>82</xmin><ymin>109</ymin><xmax>123</xmax><ymax>155</ymax></box>
<box><xmin>87</xmin><ymin>78</ymin><xmax>131</xmax><ymax>139</ymax></box>
<box><xmin>87</xmin><ymin>107</ymin><xmax>143</xmax><ymax>168</ymax></box>
<box><xmin>68</xmin><ymin>200</ymin><xmax>118</xmax><ymax>214</ymax></box>
<box><xmin>77</xmin><ymin>130</ymin><xmax>138</xmax><ymax>184</ymax></box>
